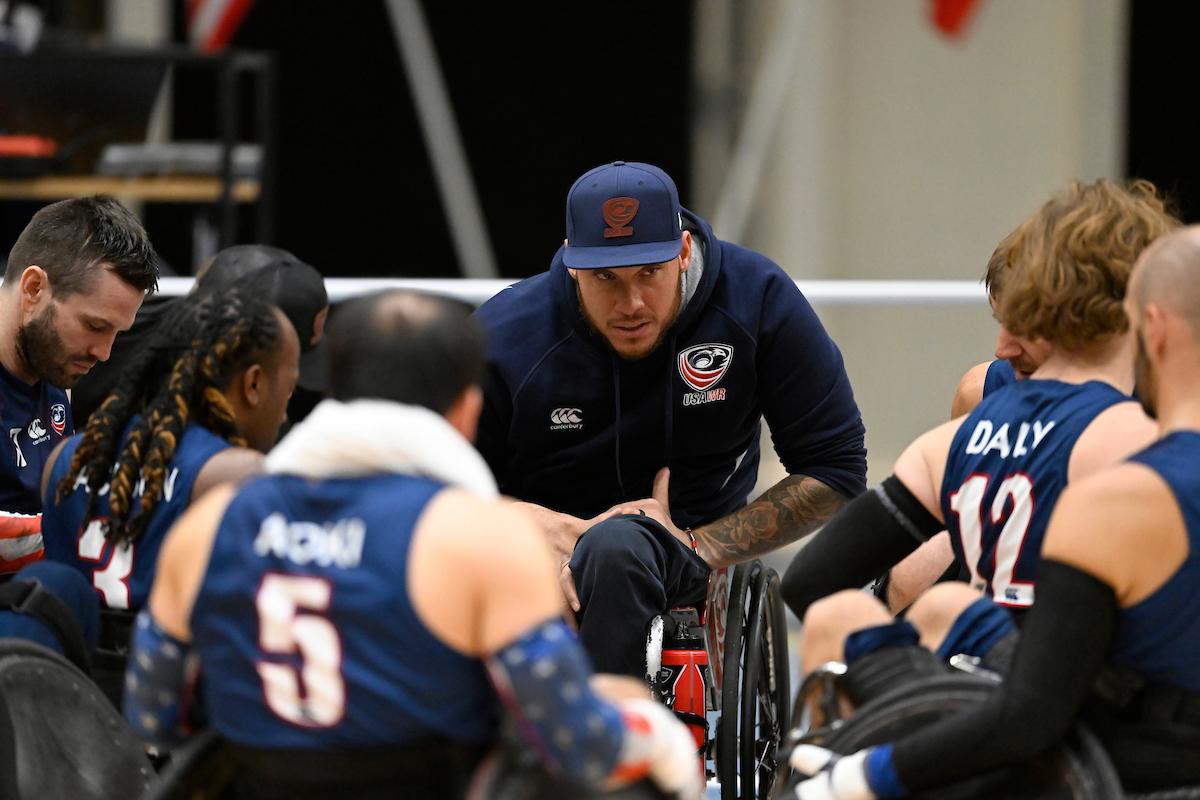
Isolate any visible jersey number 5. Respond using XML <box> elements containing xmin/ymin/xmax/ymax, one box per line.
<box><xmin>948</xmin><ymin>473</ymin><xmax>1036</xmax><ymax>607</ymax></box>
<box><xmin>256</xmin><ymin>572</ymin><xmax>346</xmax><ymax>727</ymax></box>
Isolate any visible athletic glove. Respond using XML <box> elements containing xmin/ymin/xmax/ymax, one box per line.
<box><xmin>791</xmin><ymin>745</ymin><xmax>875</xmax><ymax>800</ymax></box>
<box><xmin>617</xmin><ymin>698</ymin><xmax>704</xmax><ymax>800</ymax></box>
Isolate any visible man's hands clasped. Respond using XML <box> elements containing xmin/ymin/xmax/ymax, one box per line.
<box><xmin>514</xmin><ymin>467</ymin><xmax>707</xmax><ymax>612</ymax></box>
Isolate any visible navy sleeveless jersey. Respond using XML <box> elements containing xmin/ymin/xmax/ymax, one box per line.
<box><xmin>191</xmin><ymin>473</ymin><xmax>497</xmax><ymax>749</ymax></box>
<box><xmin>1110</xmin><ymin>431</ymin><xmax>1200</xmax><ymax>692</ymax></box>
<box><xmin>0</xmin><ymin>360</ymin><xmax>72</xmax><ymax>514</ymax></box>
<box><xmin>940</xmin><ymin>380</ymin><xmax>1127</xmax><ymax>609</ymax></box>
<box><xmin>41</xmin><ymin>424</ymin><xmax>230</xmax><ymax>611</ymax></box>
<box><xmin>982</xmin><ymin>359</ymin><xmax>1016</xmax><ymax>398</ymax></box>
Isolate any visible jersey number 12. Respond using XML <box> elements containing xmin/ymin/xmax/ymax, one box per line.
<box><xmin>948</xmin><ymin>473</ymin><xmax>1036</xmax><ymax>607</ymax></box>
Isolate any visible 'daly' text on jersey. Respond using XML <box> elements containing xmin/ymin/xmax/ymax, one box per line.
<box><xmin>964</xmin><ymin>418</ymin><xmax>1057</xmax><ymax>459</ymax></box>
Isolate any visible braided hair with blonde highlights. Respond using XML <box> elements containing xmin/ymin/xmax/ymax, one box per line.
<box><xmin>57</xmin><ymin>287</ymin><xmax>284</xmax><ymax>545</ymax></box>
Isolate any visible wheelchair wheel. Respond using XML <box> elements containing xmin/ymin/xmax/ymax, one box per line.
<box><xmin>139</xmin><ymin>729</ymin><xmax>235</xmax><ymax>800</ymax></box>
<box><xmin>717</xmin><ymin>562</ymin><xmax>752</xmax><ymax>797</ymax></box>
<box><xmin>776</xmin><ymin>674</ymin><xmax>1123</xmax><ymax>800</ymax></box>
<box><xmin>717</xmin><ymin>561</ymin><xmax>791</xmax><ymax>800</ymax></box>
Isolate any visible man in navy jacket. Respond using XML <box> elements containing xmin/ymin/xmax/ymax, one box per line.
<box><xmin>475</xmin><ymin>161</ymin><xmax>866</xmax><ymax>677</ymax></box>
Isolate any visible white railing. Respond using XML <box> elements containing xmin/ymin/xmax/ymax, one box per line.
<box><xmin>157</xmin><ymin>277</ymin><xmax>989</xmax><ymax>306</ymax></box>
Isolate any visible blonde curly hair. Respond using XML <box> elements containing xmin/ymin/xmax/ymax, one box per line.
<box><xmin>984</xmin><ymin>179</ymin><xmax>1179</xmax><ymax>352</ymax></box>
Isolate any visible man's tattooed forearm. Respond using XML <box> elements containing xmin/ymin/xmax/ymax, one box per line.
<box><xmin>694</xmin><ymin>475</ymin><xmax>846</xmax><ymax>568</ymax></box>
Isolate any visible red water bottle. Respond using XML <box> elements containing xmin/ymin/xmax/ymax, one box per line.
<box><xmin>653</xmin><ymin>609</ymin><xmax>709</xmax><ymax>759</ymax></box>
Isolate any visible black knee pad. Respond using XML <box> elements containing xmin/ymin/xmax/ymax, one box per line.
<box><xmin>840</xmin><ymin>645</ymin><xmax>947</xmax><ymax>707</ymax></box>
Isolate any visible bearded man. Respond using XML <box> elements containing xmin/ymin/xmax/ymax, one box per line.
<box><xmin>474</xmin><ymin>161</ymin><xmax>866</xmax><ymax>677</ymax></box>
<box><xmin>0</xmin><ymin>196</ymin><xmax>158</xmax><ymax>572</ymax></box>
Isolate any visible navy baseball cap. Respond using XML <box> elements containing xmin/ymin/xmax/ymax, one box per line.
<box><xmin>563</xmin><ymin>161</ymin><xmax>684</xmax><ymax>269</ymax></box>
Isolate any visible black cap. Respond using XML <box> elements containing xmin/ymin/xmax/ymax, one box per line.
<box><xmin>197</xmin><ymin>245</ymin><xmax>329</xmax><ymax>391</ymax></box>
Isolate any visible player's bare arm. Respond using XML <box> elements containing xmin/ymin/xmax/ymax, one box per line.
<box><xmin>410</xmin><ymin>490</ymin><xmax>564</xmax><ymax>656</ymax></box>
<box><xmin>886</xmin><ymin>364</ymin><xmax>989</xmax><ymax>612</ymax></box>
<box><xmin>190</xmin><ymin>448</ymin><xmax>266</xmax><ymax>502</ymax></box>
<box><xmin>412</xmin><ymin>489</ymin><xmax>703</xmax><ymax>798</ymax></box>
<box><xmin>892</xmin><ymin>416</ymin><xmax>963</xmax><ymax>523</ymax></box>
<box><xmin>950</xmin><ymin>361</ymin><xmax>991</xmax><ymax>419</ymax></box>
<box><xmin>780</xmin><ymin>417</ymin><xmax>961</xmax><ymax>619</ymax></box>
<box><xmin>601</xmin><ymin>467</ymin><xmax>844</xmax><ymax>568</ymax></box>
<box><xmin>884</xmin><ymin>532</ymin><xmax>956</xmax><ymax>613</ymax></box>
<box><xmin>147</xmin><ymin>484</ymin><xmax>236</xmax><ymax>640</ymax></box>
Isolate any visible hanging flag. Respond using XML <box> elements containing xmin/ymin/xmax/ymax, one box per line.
<box><xmin>930</xmin><ymin>0</ymin><xmax>981</xmax><ymax>39</ymax></box>
<box><xmin>187</xmin><ymin>0</ymin><xmax>255</xmax><ymax>52</ymax></box>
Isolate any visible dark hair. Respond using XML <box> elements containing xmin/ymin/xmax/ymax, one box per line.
<box><xmin>328</xmin><ymin>290</ymin><xmax>486</xmax><ymax>413</ymax></box>
<box><xmin>197</xmin><ymin>245</ymin><xmax>328</xmax><ymax>352</ymax></box>
<box><xmin>5</xmin><ymin>195</ymin><xmax>159</xmax><ymax>294</ymax></box>
<box><xmin>57</xmin><ymin>287</ymin><xmax>283</xmax><ymax>545</ymax></box>
<box><xmin>198</xmin><ymin>244</ymin><xmax>297</xmax><ymax>291</ymax></box>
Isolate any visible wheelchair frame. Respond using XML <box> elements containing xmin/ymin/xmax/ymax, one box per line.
<box><xmin>775</xmin><ymin>667</ymin><xmax>1200</xmax><ymax>800</ymax></box>
<box><xmin>646</xmin><ymin>559</ymin><xmax>792</xmax><ymax>800</ymax></box>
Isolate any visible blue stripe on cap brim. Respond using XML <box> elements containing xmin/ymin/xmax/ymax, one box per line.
<box><xmin>562</xmin><ymin>239</ymin><xmax>683</xmax><ymax>269</ymax></box>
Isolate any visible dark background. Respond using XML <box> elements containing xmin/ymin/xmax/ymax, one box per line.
<box><xmin>1126</xmin><ymin>2</ymin><xmax>1200</xmax><ymax>223</ymax></box>
<box><xmin>154</xmin><ymin>0</ymin><xmax>694</xmax><ymax>278</ymax></box>
<box><xmin>3</xmin><ymin>1</ymin><xmax>1198</xmax><ymax>276</ymax></box>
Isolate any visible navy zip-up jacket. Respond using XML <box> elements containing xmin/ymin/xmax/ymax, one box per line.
<box><xmin>475</xmin><ymin>210</ymin><xmax>866</xmax><ymax>529</ymax></box>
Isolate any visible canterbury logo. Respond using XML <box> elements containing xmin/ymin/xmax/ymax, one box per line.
<box><xmin>27</xmin><ymin>419</ymin><xmax>46</xmax><ymax>439</ymax></box>
<box><xmin>550</xmin><ymin>408</ymin><xmax>583</xmax><ymax>425</ymax></box>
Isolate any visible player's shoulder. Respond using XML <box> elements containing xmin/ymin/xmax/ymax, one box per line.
<box><xmin>1070</xmin><ymin>400</ymin><xmax>1157</xmax><ymax>480</ymax></box>
<box><xmin>417</xmin><ymin>490</ymin><xmax>543</xmax><ymax>562</ymax></box>
<box><xmin>1043</xmin><ymin>457</ymin><xmax>1182</xmax><ymax>600</ymax></box>
<box><xmin>951</xmin><ymin>361</ymin><xmax>992</xmax><ymax>418</ymax></box>
<box><xmin>895</xmin><ymin>415</ymin><xmax>967</xmax><ymax>513</ymax></box>
<box><xmin>1047</xmin><ymin>458</ymin><xmax>1175</xmax><ymax>557</ymax></box>
<box><xmin>917</xmin><ymin>415</ymin><xmax>969</xmax><ymax>462</ymax></box>
<box><xmin>1057</xmin><ymin>458</ymin><xmax>1169</xmax><ymax>524</ymax></box>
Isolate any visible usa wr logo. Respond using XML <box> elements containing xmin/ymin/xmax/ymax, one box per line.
<box><xmin>50</xmin><ymin>404</ymin><xmax>67</xmax><ymax>435</ymax></box>
<box><xmin>678</xmin><ymin>344</ymin><xmax>732</xmax><ymax>392</ymax></box>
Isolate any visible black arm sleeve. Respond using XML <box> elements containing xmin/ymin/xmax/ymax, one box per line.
<box><xmin>892</xmin><ymin>559</ymin><xmax>1118</xmax><ymax>791</ymax></box>
<box><xmin>780</xmin><ymin>476</ymin><xmax>942</xmax><ymax>620</ymax></box>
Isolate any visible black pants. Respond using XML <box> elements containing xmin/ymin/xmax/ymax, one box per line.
<box><xmin>570</xmin><ymin>514</ymin><xmax>711</xmax><ymax>678</ymax></box>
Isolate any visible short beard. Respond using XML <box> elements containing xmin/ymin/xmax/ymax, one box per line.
<box><xmin>16</xmin><ymin>303</ymin><xmax>79</xmax><ymax>388</ymax></box>
<box><xmin>575</xmin><ymin>271</ymin><xmax>684</xmax><ymax>362</ymax></box>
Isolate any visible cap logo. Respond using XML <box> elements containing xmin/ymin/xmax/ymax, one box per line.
<box><xmin>602</xmin><ymin>197</ymin><xmax>639</xmax><ymax>239</ymax></box>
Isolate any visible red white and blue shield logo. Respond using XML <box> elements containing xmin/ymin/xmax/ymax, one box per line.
<box><xmin>50</xmin><ymin>403</ymin><xmax>67</xmax><ymax>435</ymax></box>
<box><xmin>677</xmin><ymin>343</ymin><xmax>733</xmax><ymax>392</ymax></box>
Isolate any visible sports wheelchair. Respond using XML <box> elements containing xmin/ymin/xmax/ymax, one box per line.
<box><xmin>0</xmin><ymin>638</ymin><xmax>156</xmax><ymax>799</ymax></box>
<box><xmin>645</xmin><ymin>559</ymin><xmax>792</xmax><ymax>799</ymax></box>
<box><xmin>772</xmin><ymin>662</ymin><xmax>1200</xmax><ymax>800</ymax></box>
